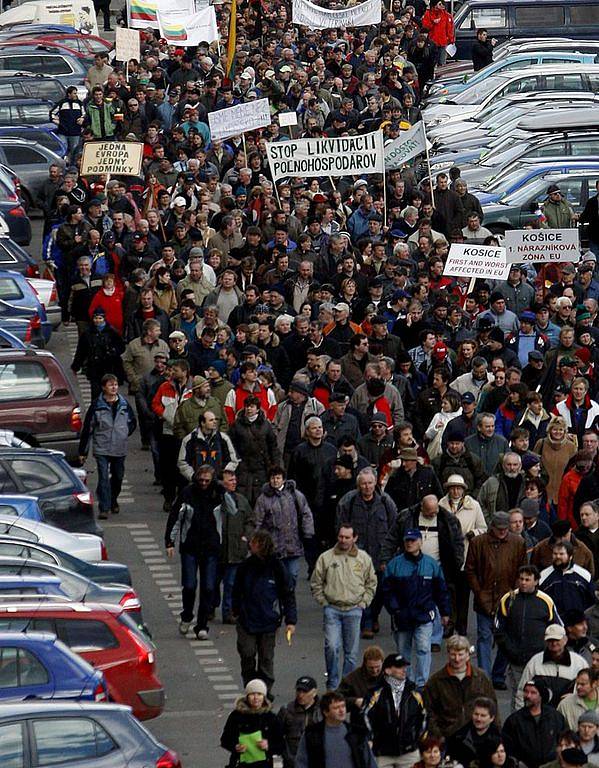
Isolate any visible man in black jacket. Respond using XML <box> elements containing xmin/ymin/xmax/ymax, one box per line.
<box><xmin>125</xmin><ymin>286</ymin><xmax>171</xmax><ymax>342</ymax></box>
<box><xmin>363</xmin><ymin>653</ymin><xmax>426</xmax><ymax>768</ymax></box>
<box><xmin>296</xmin><ymin>691</ymin><xmax>377</xmax><ymax>768</ymax></box>
<box><xmin>580</xmin><ymin>180</ymin><xmax>599</xmax><ymax>256</ymax></box>
<box><xmin>384</xmin><ymin>447</ymin><xmax>443</xmax><ymax>510</ymax></box>
<box><xmin>232</xmin><ymin>530</ymin><xmax>297</xmax><ymax>694</ymax></box>
<box><xmin>471</xmin><ymin>29</ymin><xmax>495</xmax><ymax>71</ymax></box>
<box><xmin>447</xmin><ymin>697</ymin><xmax>501</xmax><ymax>767</ymax></box>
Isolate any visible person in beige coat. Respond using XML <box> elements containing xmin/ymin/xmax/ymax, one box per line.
<box><xmin>439</xmin><ymin>473</ymin><xmax>487</xmax><ymax>635</ymax></box>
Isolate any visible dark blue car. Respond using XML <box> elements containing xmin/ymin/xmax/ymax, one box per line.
<box><xmin>0</xmin><ymin>631</ymin><xmax>106</xmax><ymax>702</ymax></box>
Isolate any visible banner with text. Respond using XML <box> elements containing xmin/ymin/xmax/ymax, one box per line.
<box><xmin>444</xmin><ymin>243</ymin><xmax>510</xmax><ymax>281</ymax></box>
<box><xmin>384</xmin><ymin>121</ymin><xmax>427</xmax><ymax>169</ymax></box>
<box><xmin>209</xmin><ymin>99</ymin><xmax>271</xmax><ymax>140</ymax></box>
<box><xmin>266</xmin><ymin>131</ymin><xmax>384</xmax><ymax>181</ymax></box>
<box><xmin>292</xmin><ymin>0</ymin><xmax>380</xmax><ymax>28</ymax></box>
<box><xmin>157</xmin><ymin>5</ymin><xmax>218</xmax><ymax>44</ymax></box>
<box><xmin>80</xmin><ymin>142</ymin><xmax>144</xmax><ymax>177</ymax></box>
<box><xmin>504</xmin><ymin>228</ymin><xmax>581</xmax><ymax>264</ymax></box>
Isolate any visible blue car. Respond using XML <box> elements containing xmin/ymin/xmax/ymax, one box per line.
<box><xmin>0</xmin><ymin>326</ymin><xmax>26</xmax><ymax>349</ymax></box>
<box><xmin>0</xmin><ymin>495</ymin><xmax>44</xmax><ymax>521</ymax></box>
<box><xmin>0</xmin><ymin>631</ymin><xmax>106</xmax><ymax>702</ymax></box>
<box><xmin>475</xmin><ymin>161</ymin><xmax>599</xmax><ymax>204</ymax></box>
<box><xmin>0</xmin><ymin>126</ymin><xmax>67</xmax><ymax>158</ymax></box>
<box><xmin>0</xmin><ymin>269</ymin><xmax>51</xmax><ymax>343</ymax></box>
<box><xmin>0</xmin><ymin>574</ymin><xmax>67</xmax><ymax>599</ymax></box>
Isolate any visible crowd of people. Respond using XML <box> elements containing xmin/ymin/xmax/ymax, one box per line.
<box><xmin>40</xmin><ymin>4</ymin><xmax>599</xmax><ymax>768</ymax></box>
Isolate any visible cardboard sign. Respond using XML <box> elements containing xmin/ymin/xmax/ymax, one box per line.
<box><xmin>115</xmin><ymin>27</ymin><xmax>141</xmax><ymax>62</ymax></box>
<box><xmin>278</xmin><ymin>111</ymin><xmax>298</xmax><ymax>127</ymax></box>
<box><xmin>208</xmin><ymin>98</ymin><xmax>271</xmax><ymax>140</ymax></box>
<box><xmin>444</xmin><ymin>243</ymin><xmax>510</xmax><ymax>281</ymax></box>
<box><xmin>292</xmin><ymin>0</ymin><xmax>380</xmax><ymax>28</ymax></box>
<box><xmin>80</xmin><ymin>141</ymin><xmax>144</xmax><ymax>177</ymax></box>
<box><xmin>504</xmin><ymin>228</ymin><xmax>581</xmax><ymax>264</ymax></box>
<box><xmin>266</xmin><ymin>131</ymin><xmax>384</xmax><ymax>181</ymax></box>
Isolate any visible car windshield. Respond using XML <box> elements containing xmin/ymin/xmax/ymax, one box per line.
<box><xmin>480</xmin><ymin>141</ymin><xmax>528</xmax><ymax>168</ymax></box>
<box><xmin>481</xmin><ymin>165</ymin><xmax>538</xmax><ymax>193</ymax></box>
<box><xmin>501</xmin><ymin>177</ymin><xmax>551</xmax><ymax>206</ymax></box>
<box><xmin>480</xmin><ymin>105</ymin><xmax>527</xmax><ymax>131</ymax></box>
<box><xmin>450</xmin><ymin>75</ymin><xmax>507</xmax><ymax>105</ymax></box>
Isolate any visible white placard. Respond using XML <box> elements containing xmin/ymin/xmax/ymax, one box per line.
<box><xmin>80</xmin><ymin>141</ymin><xmax>144</xmax><ymax>177</ymax></box>
<box><xmin>128</xmin><ymin>0</ymin><xmax>194</xmax><ymax>29</ymax></box>
<box><xmin>278</xmin><ymin>111</ymin><xmax>298</xmax><ymax>127</ymax></box>
<box><xmin>504</xmin><ymin>228</ymin><xmax>581</xmax><ymax>264</ymax></box>
<box><xmin>292</xmin><ymin>0</ymin><xmax>381</xmax><ymax>28</ymax></box>
<box><xmin>116</xmin><ymin>27</ymin><xmax>141</xmax><ymax>62</ymax></box>
<box><xmin>444</xmin><ymin>243</ymin><xmax>510</xmax><ymax>281</ymax></box>
<box><xmin>265</xmin><ymin>131</ymin><xmax>384</xmax><ymax>182</ymax></box>
<box><xmin>208</xmin><ymin>99</ymin><xmax>271</xmax><ymax>141</ymax></box>
<box><xmin>385</xmin><ymin>121</ymin><xmax>427</xmax><ymax>169</ymax></box>
<box><xmin>157</xmin><ymin>6</ymin><xmax>218</xmax><ymax>45</ymax></box>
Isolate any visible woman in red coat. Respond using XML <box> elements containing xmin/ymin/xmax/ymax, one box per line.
<box><xmin>88</xmin><ymin>273</ymin><xmax>124</xmax><ymax>336</ymax></box>
<box><xmin>422</xmin><ymin>0</ymin><xmax>455</xmax><ymax>65</ymax></box>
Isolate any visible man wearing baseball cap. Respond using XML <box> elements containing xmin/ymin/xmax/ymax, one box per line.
<box><xmin>514</xmin><ymin>624</ymin><xmax>588</xmax><ymax>709</ymax></box>
<box><xmin>382</xmin><ymin>527</ymin><xmax>451</xmax><ymax>688</ymax></box>
<box><xmin>278</xmin><ymin>676</ymin><xmax>320</xmax><ymax>768</ymax></box>
<box><xmin>363</xmin><ymin>653</ymin><xmax>426</xmax><ymax>768</ymax></box>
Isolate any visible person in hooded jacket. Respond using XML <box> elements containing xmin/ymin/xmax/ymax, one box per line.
<box><xmin>221</xmin><ymin>678</ymin><xmax>285</xmax><ymax>768</ymax></box>
<box><xmin>232</xmin><ymin>530</ymin><xmax>297</xmax><ymax>694</ymax></box>
<box><xmin>278</xmin><ymin>676</ymin><xmax>321</xmax><ymax>768</ymax></box>
<box><xmin>253</xmin><ymin>466</ymin><xmax>315</xmax><ymax>589</ymax></box>
<box><xmin>165</xmin><ymin>464</ymin><xmax>223</xmax><ymax>640</ymax></box>
<box><xmin>71</xmin><ymin>306</ymin><xmax>125</xmax><ymax>401</ymax></box>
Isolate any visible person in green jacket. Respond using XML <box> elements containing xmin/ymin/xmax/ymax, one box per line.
<box><xmin>544</xmin><ymin>185</ymin><xmax>578</xmax><ymax>229</ymax></box>
<box><xmin>173</xmin><ymin>375</ymin><xmax>227</xmax><ymax>438</ymax></box>
<box><xmin>85</xmin><ymin>87</ymin><xmax>116</xmax><ymax>140</ymax></box>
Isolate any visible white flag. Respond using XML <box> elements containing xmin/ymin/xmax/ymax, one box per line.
<box><xmin>157</xmin><ymin>6</ymin><xmax>218</xmax><ymax>46</ymax></box>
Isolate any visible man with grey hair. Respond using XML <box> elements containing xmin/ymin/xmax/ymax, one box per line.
<box><xmin>451</xmin><ymin>357</ymin><xmax>493</xmax><ymax>399</ymax></box>
<box><xmin>478</xmin><ymin>452</ymin><xmax>525</xmax><ymax>524</ymax></box>
<box><xmin>465</xmin><ymin>413</ymin><xmax>509</xmax><ymax>476</ymax></box>
<box><xmin>336</xmin><ymin>467</ymin><xmax>397</xmax><ymax>639</ymax></box>
<box><xmin>176</xmin><ymin>255</ymin><xmax>214</xmax><ymax>305</ymax></box>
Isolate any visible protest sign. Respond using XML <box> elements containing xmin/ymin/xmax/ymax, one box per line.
<box><xmin>157</xmin><ymin>5</ymin><xmax>218</xmax><ymax>44</ymax></box>
<box><xmin>208</xmin><ymin>99</ymin><xmax>271</xmax><ymax>141</ymax></box>
<box><xmin>278</xmin><ymin>111</ymin><xmax>298</xmax><ymax>127</ymax></box>
<box><xmin>385</xmin><ymin>121</ymin><xmax>427</xmax><ymax>169</ymax></box>
<box><xmin>115</xmin><ymin>27</ymin><xmax>140</xmax><ymax>62</ymax></box>
<box><xmin>504</xmin><ymin>228</ymin><xmax>581</xmax><ymax>264</ymax></box>
<box><xmin>80</xmin><ymin>142</ymin><xmax>144</xmax><ymax>177</ymax></box>
<box><xmin>266</xmin><ymin>131</ymin><xmax>384</xmax><ymax>181</ymax></box>
<box><xmin>444</xmin><ymin>243</ymin><xmax>510</xmax><ymax>281</ymax></box>
<box><xmin>292</xmin><ymin>0</ymin><xmax>380</xmax><ymax>28</ymax></box>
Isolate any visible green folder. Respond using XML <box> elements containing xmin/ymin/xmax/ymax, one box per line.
<box><xmin>239</xmin><ymin>730</ymin><xmax>266</xmax><ymax>764</ymax></box>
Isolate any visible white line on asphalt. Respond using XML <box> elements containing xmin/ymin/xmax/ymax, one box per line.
<box><xmin>212</xmin><ymin>684</ymin><xmax>239</xmax><ymax>691</ymax></box>
<box><xmin>207</xmin><ymin>675</ymin><xmax>235</xmax><ymax>682</ymax></box>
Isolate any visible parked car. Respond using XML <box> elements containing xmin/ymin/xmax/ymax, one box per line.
<box><xmin>0</xmin><ymin>326</ymin><xmax>27</xmax><ymax>349</ymax></box>
<box><xmin>429</xmin><ymin>51</ymin><xmax>597</xmax><ymax>97</ymax></box>
<box><xmin>0</xmin><ymin>558</ymin><xmax>142</xmax><ymax>624</ymax></box>
<box><xmin>0</xmin><ymin>512</ymin><xmax>104</xmax><ymax>559</ymax></box>
<box><xmin>452</xmin><ymin>0</ymin><xmax>599</xmax><ymax>59</ymax></box>
<box><xmin>0</xmin><ymin>138</ymin><xmax>65</xmax><ymax>210</ymax></box>
<box><xmin>0</xmin><ymin>317</ymin><xmax>44</xmax><ymax>346</ymax></box>
<box><xmin>0</xmin><ymin>631</ymin><xmax>106</xmax><ymax>702</ymax></box>
<box><xmin>0</xmin><ymin>171</ymin><xmax>30</xmax><ymax>246</ymax></box>
<box><xmin>0</xmin><ymin>269</ymin><xmax>51</xmax><ymax>343</ymax></box>
<box><xmin>0</xmin><ymin>536</ymin><xmax>131</xmax><ymax>585</ymax></box>
<box><xmin>0</xmin><ymin>602</ymin><xmax>164</xmax><ymax>720</ymax></box>
<box><xmin>0</xmin><ymin>495</ymin><xmax>43</xmax><ymax>521</ymax></box>
<box><xmin>423</xmin><ymin>65</ymin><xmax>599</xmax><ymax>126</ymax></box>
<box><xmin>0</xmin><ymin>70</ymin><xmax>65</xmax><ymax>102</ymax></box>
<box><xmin>0</xmin><ymin>125</ymin><xmax>67</xmax><ymax>160</ymax></box>
<box><xmin>26</xmin><ymin>277</ymin><xmax>60</xmax><ymax>328</ymax></box>
<box><xmin>480</xmin><ymin>167</ymin><xmax>597</xmax><ymax>233</ymax></box>
<box><xmin>0</xmin><ymin>701</ymin><xmax>179</xmax><ymax>764</ymax></box>
<box><xmin>0</xmin><ymin>98</ymin><xmax>55</xmax><ymax>129</ymax></box>
<box><xmin>0</xmin><ymin>32</ymin><xmax>114</xmax><ymax>57</ymax></box>
<box><xmin>0</xmin><ymin>46</ymin><xmax>88</xmax><ymax>98</ymax></box>
<box><xmin>0</xmin><ymin>573</ymin><xmax>69</xmax><ymax>600</ymax></box>
<box><xmin>0</xmin><ymin>235</ymin><xmax>38</xmax><ymax>277</ymax></box>
<box><xmin>0</xmin><ymin>352</ymin><xmax>82</xmax><ymax>464</ymax></box>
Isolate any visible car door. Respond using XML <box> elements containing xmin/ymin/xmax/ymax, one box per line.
<box><xmin>30</xmin><ymin>716</ymin><xmax>127</xmax><ymax>767</ymax></box>
<box><xmin>0</xmin><ymin>645</ymin><xmax>54</xmax><ymax>701</ymax></box>
<box><xmin>0</xmin><ymin>721</ymin><xmax>26</xmax><ymax>768</ymax></box>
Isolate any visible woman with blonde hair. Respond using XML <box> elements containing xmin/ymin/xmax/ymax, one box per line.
<box><xmin>533</xmin><ymin>415</ymin><xmax>578</xmax><ymax>515</ymax></box>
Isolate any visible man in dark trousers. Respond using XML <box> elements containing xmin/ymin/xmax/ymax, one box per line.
<box><xmin>231</xmin><ymin>530</ymin><xmax>297</xmax><ymax>695</ymax></box>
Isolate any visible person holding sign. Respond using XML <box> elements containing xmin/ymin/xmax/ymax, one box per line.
<box><xmin>221</xmin><ymin>678</ymin><xmax>285</xmax><ymax>767</ymax></box>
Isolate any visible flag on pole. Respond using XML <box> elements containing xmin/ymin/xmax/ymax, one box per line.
<box><xmin>225</xmin><ymin>0</ymin><xmax>237</xmax><ymax>80</ymax></box>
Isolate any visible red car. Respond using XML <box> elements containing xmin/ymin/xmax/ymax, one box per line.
<box><xmin>0</xmin><ymin>33</ymin><xmax>112</xmax><ymax>59</ymax></box>
<box><xmin>0</xmin><ymin>601</ymin><xmax>165</xmax><ymax>720</ymax></box>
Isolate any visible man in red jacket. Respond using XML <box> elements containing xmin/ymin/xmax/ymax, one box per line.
<box><xmin>422</xmin><ymin>0</ymin><xmax>455</xmax><ymax>66</ymax></box>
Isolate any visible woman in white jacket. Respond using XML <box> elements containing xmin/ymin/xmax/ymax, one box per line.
<box><xmin>424</xmin><ymin>391</ymin><xmax>462</xmax><ymax>459</ymax></box>
<box><xmin>439</xmin><ymin>473</ymin><xmax>487</xmax><ymax>635</ymax></box>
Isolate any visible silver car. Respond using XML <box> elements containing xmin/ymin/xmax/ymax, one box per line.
<box><xmin>0</xmin><ymin>137</ymin><xmax>65</xmax><ymax>210</ymax></box>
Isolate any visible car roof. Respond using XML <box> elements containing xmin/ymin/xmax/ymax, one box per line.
<box><xmin>0</xmin><ymin>574</ymin><xmax>61</xmax><ymax>585</ymax></box>
<box><xmin>518</xmin><ymin>108</ymin><xmax>599</xmax><ymax>130</ymax></box>
<box><xmin>0</xmin><ymin>702</ymin><xmax>131</xmax><ymax>716</ymax></box>
<box><xmin>0</xmin><ymin>495</ymin><xmax>39</xmax><ymax>503</ymax></box>
<box><xmin>0</xmin><ymin>630</ymin><xmax>57</xmax><ymax>644</ymax></box>
<box><xmin>0</xmin><ymin>44</ymin><xmax>78</xmax><ymax>56</ymax></box>
<box><xmin>0</xmin><ymin>71</ymin><xmax>63</xmax><ymax>80</ymax></box>
<box><xmin>490</xmin><ymin>63</ymin><xmax>599</xmax><ymax>82</ymax></box>
<box><xmin>0</xmin><ymin>347</ymin><xmax>58</xmax><ymax>360</ymax></box>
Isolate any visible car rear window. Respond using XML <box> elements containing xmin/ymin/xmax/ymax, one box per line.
<box><xmin>0</xmin><ymin>277</ymin><xmax>22</xmax><ymax>300</ymax></box>
<box><xmin>0</xmin><ymin>722</ymin><xmax>24</xmax><ymax>768</ymax></box>
<box><xmin>0</xmin><ymin>361</ymin><xmax>51</xmax><ymax>401</ymax></box>
<box><xmin>5</xmin><ymin>458</ymin><xmax>63</xmax><ymax>492</ymax></box>
<box><xmin>57</xmin><ymin>618</ymin><xmax>119</xmax><ymax>651</ymax></box>
<box><xmin>33</xmin><ymin>717</ymin><xmax>116</xmax><ymax>764</ymax></box>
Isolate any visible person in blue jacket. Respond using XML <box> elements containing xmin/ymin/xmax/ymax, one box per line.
<box><xmin>383</xmin><ymin>528</ymin><xmax>451</xmax><ymax>689</ymax></box>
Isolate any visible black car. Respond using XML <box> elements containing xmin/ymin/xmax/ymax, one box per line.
<box><xmin>0</xmin><ymin>235</ymin><xmax>37</xmax><ymax>276</ymax></box>
<box><xmin>0</xmin><ymin>448</ymin><xmax>98</xmax><ymax>535</ymax></box>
